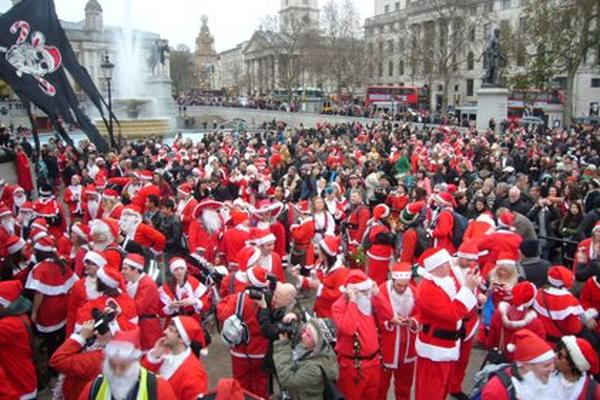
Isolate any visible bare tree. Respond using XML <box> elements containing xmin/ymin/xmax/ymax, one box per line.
<box><xmin>169</xmin><ymin>44</ymin><xmax>195</xmax><ymax>95</ymax></box>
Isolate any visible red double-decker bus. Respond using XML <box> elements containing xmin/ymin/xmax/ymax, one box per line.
<box><xmin>365</xmin><ymin>85</ymin><xmax>430</xmax><ymax>111</ymax></box>
<box><xmin>508</xmin><ymin>89</ymin><xmax>564</xmax><ymax>122</ymax></box>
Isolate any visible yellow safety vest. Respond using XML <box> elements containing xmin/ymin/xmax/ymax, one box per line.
<box><xmin>93</xmin><ymin>367</ymin><xmax>151</xmax><ymax>400</ymax></box>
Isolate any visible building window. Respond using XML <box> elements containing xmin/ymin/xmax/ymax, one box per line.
<box><xmin>502</xmin><ymin>0</ymin><xmax>511</xmax><ymax>9</ymax></box>
<box><xmin>385</xmin><ymin>4</ymin><xmax>390</xmax><ymax>13</ymax></box>
<box><xmin>379</xmin><ymin>41</ymin><xmax>384</xmax><ymax>53</ymax></box>
<box><xmin>469</xmin><ymin>26</ymin><xmax>476</xmax><ymax>42</ymax></box>
<box><xmin>484</xmin><ymin>23</ymin><xmax>491</xmax><ymax>40</ymax></box>
<box><xmin>454</xmin><ymin>84</ymin><xmax>459</xmax><ymax>92</ymax></box>
<box><xmin>368</xmin><ymin>43</ymin><xmax>374</xmax><ymax>55</ymax></box>
<box><xmin>378</xmin><ymin>62</ymin><xmax>383</xmax><ymax>77</ymax></box>
<box><xmin>467</xmin><ymin>51</ymin><xmax>474</xmax><ymax>70</ymax></box>
<box><xmin>486</xmin><ymin>0</ymin><xmax>494</xmax><ymax>12</ymax></box>
<box><xmin>389</xmin><ymin>61</ymin><xmax>394</xmax><ymax>76</ymax></box>
<box><xmin>399</xmin><ymin>60</ymin><xmax>404</xmax><ymax>75</ymax></box>
<box><xmin>303</xmin><ymin>0</ymin><xmax>308</xmax><ymax>4</ymax></box>
<box><xmin>592</xmin><ymin>78</ymin><xmax>600</xmax><ymax>88</ymax></box>
<box><xmin>395</xmin><ymin>2</ymin><xmax>400</xmax><ymax>10</ymax></box>
<box><xmin>388</xmin><ymin>40</ymin><xmax>394</xmax><ymax>52</ymax></box>
<box><xmin>466</xmin><ymin>79</ymin><xmax>474</xmax><ymax>96</ymax></box>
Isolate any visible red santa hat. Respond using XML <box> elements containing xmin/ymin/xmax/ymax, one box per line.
<box><xmin>123</xmin><ymin>253</ymin><xmax>145</xmax><ymax>271</ymax></box>
<box><xmin>102</xmin><ymin>189</ymin><xmax>120</xmax><ymax>202</ymax></box>
<box><xmin>173</xmin><ymin>316</ymin><xmax>208</xmax><ymax>348</ymax></box>
<box><xmin>372</xmin><ymin>204</ymin><xmax>390</xmax><ymax>221</ymax></box>
<box><xmin>247</xmin><ymin>266</ymin><xmax>269</xmax><ymax>288</ymax></box>
<box><xmin>19</xmin><ymin>201</ymin><xmax>33</xmax><ymax>212</ymax></box>
<box><xmin>193</xmin><ymin>199</ymin><xmax>224</xmax><ymax>219</ymax></box>
<box><xmin>6</xmin><ymin>235</ymin><xmax>25</xmax><ymax>255</ymax></box>
<box><xmin>31</xmin><ymin>217</ymin><xmax>48</xmax><ymax>232</ymax></box>
<box><xmin>421</xmin><ymin>247</ymin><xmax>452</xmax><ymax>273</ymax></box>
<box><xmin>390</xmin><ymin>261</ymin><xmax>412</xmax><ymax>281</ymax></box>
<box><xmin>34</xmin><ymin>236</ymin><xmax>56</xmax><ymax>252</ymax></box>
<box><xmin>230</xmin><ymin>210</ymin><xmax>249</xmax><ymax>226</ymax></box>
<box><xmin>253</xmin><ymin>200</ymin><xmax>284</xmax><ymax>219</ymax></box>
<box><xmin>506</xmin><ymin>329</ymin><xmax>554</xmax><ymax>364</ymax></box>
<box><xmin>236</xmin><ymin>246</ymin><xmax>260</xmax><ymax>272</ymax></box>
<box><xmin>83</xmin><ymin>251</ymin><xmax>107</xmax><ymax>268</ymax></box>
<box><xmin>97</xmin><ymin>266</ymin><xmax>125</xmax><ymax>290</ymax></box>
<box><xmin>547</xmin><ymin>265</ymin><xmax>574</xmax><ymax>289</ymax></box>
<box><xmin>512</xmin><ymin>281</ymin><xmax>537</xmax><ymax>311</ymax></box>
<box><xmin>319</xmin><ymin>235</ymin><xmax>342</xmax><ymax>257</ymax></box>
<box><xmin>169</xmin><ymin>257</ymin><xmax>187</xmax><ymax>274</ymax></box>
<box><xmin>139</xmin><ymin>170</ymin><xmax>153</xmax><ymax>181</ymax></box>
<box><xmin>294</xmin><ymin>200</ymin><xmax>311</xmax><ymax>214</ymax></box>
<box><xmin>12</xmin><ymin>186</ymin><xmax>24</xmax><ymax>196</ymax></box>
<box><xmin>177</xmin><ymin>183</ymin><xmax>194</xmax><ymax>196</ymax></box>
<box><xmin>498</xmin><ymin>210</ymin><xmax>515</xmax><ymax>228</ymax></box>
<box><xmin>399</xmin><ymin>201</ymin><xmax>425</xmax><ymax>225</ymax></box>
<box><xmin>0</xmin><ymin>206</ymin><xmax>12</xmax><ymax>218</ymax></box>
<box><xmin>0</xmin><ymin>280</ymin><xmax>23</xmax><ymax>308</ymax></box>
<box><xmin>456</xmin><ymin>240</ymin><xmax>479</xmax><ymax>261</ymax></box>
<box><xmin>340</xmin><ymin>270</ymin><xmax>373</xmax><ymax>293</ymax></box>
<box><xmin>562</xmin><ymin>336</ymin><xmax>600</xmax><ymax>374</ymax></box>
<box><xmin>250</xmin><ymin>228</ymin><xmax>276</xmax><ymax>246</ymax></box>
<box><xmin>434</xmin><ymin>191</ymin><xmax>456</xmax><ymax>208</ymax></box>
<box><xmin>496</xmin><ymin>251</ymin><xmax>517</xmax><ymax>268</ymax></box>
<box><xmin>104</xmin><ymin>328</ymin><xmax>142</xmax><ymax>360</ymax></box>
<box><xmin>72</xmin><ymin>222</ymin><xmax>90</xmax><ymax>242</ymax></box>
<box><xmin>84</xmin><ymin>185</ymin><xmax>99</xmax><ymax>197</ymax></box>
<box><xmin>593</xmin><ymin>221</ymin><xmax>600</xmax><ymax>234</ymax></box>
<box><xmin>95</xmin><ymin>175</ymin><xmax>106</xmax><ymax>191</ymax></box>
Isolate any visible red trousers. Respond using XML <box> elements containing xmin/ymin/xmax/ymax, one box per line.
<box><xmin>450</xmin><ymin>338</ymin><xmax>474</xmax><ymax>393</ymax></box>
<box><xmin>378</xmin><ymin>362</ymin><xmax>415</xmax><ymax>400</ymax></box>
<box><xmin>231</xmin><ymin>355</ymin><xmax>268</xmax><ymax>399</ymax></box>
<box><xmin>415</xmin><ymin>357</ymin><xmax>455</xmax><ymax>400</ymax></box>
<box><xmin>366</xmin><ymin>258</ymin><xmax>391</xmax><ymax>286</ymax></box>
<box><xmin>337</xmin><ymin>357</ymin><xmax>380</xmax><ymax>400</ymax></box>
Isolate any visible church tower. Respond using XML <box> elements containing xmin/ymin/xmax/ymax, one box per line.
<box><xmin>84</xmin><ymin>0</ymin><xmax>103</xmax><ymax>32</ymax></box>
<box><xmin>279</xmin><ymin>0</ymin><xmax>320</xmax><ymax>33</ymax></box>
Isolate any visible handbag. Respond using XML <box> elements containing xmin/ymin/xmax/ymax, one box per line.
<box><xmin>318</xmin><ymin>366</ymin><xmax>345</xmax><ymax>400</ymax></box>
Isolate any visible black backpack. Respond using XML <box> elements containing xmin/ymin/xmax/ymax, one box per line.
<box><xmin>451</xmin><ymin>211</ymin><xmax>469</xmax><ymax>248</ymax></box>
<box><xmin>414</xmin><ymin>226</ymin><xmax>432</xmax><ymax>257</ymax></box>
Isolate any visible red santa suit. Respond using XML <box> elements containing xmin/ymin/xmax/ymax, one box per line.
<box><xmin>289</xmin><ymin>213</ymin><xmax>315</xmax><ymax>269</ymax></box>
<box><xmin>579</xmin><ymin>276</ymin><xmax>600</xmax><ymax>333</ymax></box>
<box><xmin>65</xmin><ymin>275</ymin><xmax>102</xmax><ymax>336</ymax></box>
<box><xmin>344</xmin><ymin>204</ymin><xmax>370</xmax><ymax>268</ymax></box>
<box><xmin>131</xmin><ymin>182</ymin><xmax>161</xmax><ymax>213</ymax></box>
<box><xmin>221</xmin><ymin>219</ymin><xmax>251</xmax><ymax>269</ymax></box>
<box><xmin>331</xmin><ymin>271</ymin><xmax>381</xmax><ymax>400</ymax></box>
<box><xmin>386</xmin><ymin>192</ymin><xmax>409</xmax><ymax>219</ymax></box>
<box><xmin>304</xmin><ymin>258</ymin><xmax>348</xmax><ymax>318</ymax></box>
<box><xmin>430</xmin><ymin>206</ymin><xmax>456</xmax><ymax>254</ymax></box>
<box><xmin>103</xmin><ymin>202</ymin><xmax>124</xmax><ymax>220</ymax></box>
<box><xmin>414</xmin><ymin>249</ymin><xmax>477</xmax><ymax>400</ymax></box>
<box><xmin>364</xmin><ymin>208</ymin><xmax>394</xmax><ymax>285</ymax></box>
<box><xmin>126</xmin><ymin>221</ymin><xmax>166</xmax><ymax>253</ymax></box>
<box><xmin>15</xmin><ymin>149</ymin><xmax>34</xmax><ymax>194</ymax></box>
<box><xmin>64</xmin><ymin>184</ymin><xmax>83</xmax><ymax>217</ymax></box>
<box><xmin>217</xmin><ymin>291</ymin><xmax>269</xmax><ymax>398</ymax></box>
<box><xmin>477</xmin><ymin>227</ymin><xmax>523</xmax><ymax>278</ymax></box>
<box><xmin>159</xmin><ymin>273</ymin><xmax>210</xmax><ymax>323</ymax></box>
<box><xmin>188</xmin><ymin>219</ymin><xmax>221</xmax><ymax>263</ymax></box>
<box><xmin>127</xmin><ymin>273</ymin><xmax>163</xmax><ymax>352</ymax></box>
<box><xmin>463</xmin><ymin>212</ymin><xmax>496</xmax><ymax>242</ymax></box>
<box><xmin>533</xmin><ymin>286</ymin><xmax>583</xmax><ymax>342</ymax></box>
<box><xmin>372</xmin><ymin>277</ymin><xmax>418</xmax><ymax>400</ymax></box>
<box><xmin>176</xmin><ymin>194</ymin><xmax>198</xmax><ymax>235</ymax></box>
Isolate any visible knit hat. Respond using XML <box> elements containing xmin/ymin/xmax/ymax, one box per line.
<box><xmin>72</xmin><ymin>222</ymin><xmax>90</xmax><ymax>242</ymax></box>
<box><xmin>496</xmin><ymin>251</ymin><xmax>518</xmax><ymax>268</ymax></box>
<box><xmin>512</xmin><ymin>282</ymin><xmax>537</xmax><ymax>311</ymax></box>
<box><xmin>562</xmin><ymin>336</ymin><xmax>600</xmax><ymax>374</ymax></box>
<box><xmin>506</xmin><ymin>329</ymin><xmax>554</xmax><ymax>364</ymax></box>
<box><xmin>390</xmin><ymin>261</ymin><xmax>412</xmax><ymax>281</ymax></box>
<box><xmin>247</xmin><ymin>266</ymin><xmax>269</xmax><ymax>288</ymax></box>
<box><xmin>193</xmin><ymin>199</ymin><xmax>224</xmax><ymax>219</ymax></box>
<box><xmin>83</xmin><ymin>251</ymin><xmax>107</xmax><ymax>268</ymax></box>
<box><xmin>173</xmin><ymin>316</ymin><xmax>208</xmax><ymax>350</ymax></box>
<box><xmin>0</xmin><ymin>280</ymin><xmax>23</xmax><ymax>308</ymax></box>
<box><xmin>249</xmin><ymin>228</ymin><xmax>276</xmax><ymax>246</ymax></box>
<box><xmin>434</xmin><ymin>192</ymin><xmax>456</xmax><ymax>208</ymax></box>
<box><xmin>457</xmin><ymin>240</ymin><xmax>479</xmax><ymax>261</ymax></box>
<box><xmin>169</xmin><ymin>257</ymin><xmax>187</xmax><ymax>274</ymax></box>
<box><xmin>123</xmin><ymin>253</ymin><xmax>145</xmax><ymax>271</ymax></box>
<box><xmin>421</xmin><ymin>248</ymin><xmax>452</xmax><ymax>273</ymax></box>
<box><xmin>547</xmin><ymin>265</ymin><xmax>574</xmax><ymax>288</ymax></box>
<box><xmin>304</xmin><ymin>317</ymin><xmax>335</xmax><ymax>354</ymax></box>
<box><xmin>104</xmin><ymin>328</ymin><xmax>142</xmax><ymax>360</ymax></box>
<box><xmin>519</xmin><ymin>239</ymin><xmax>539</xmax><ymax>258</ymax></box>
<box><xmin>340</xmin><ymin>270</ymin><xmax>373</xmax><ymax>293</ymax></box>
<box><xmin>372</xmin><ymin>204</ymin><xmax>390</xmax><ymax>221</ymax></box>
<box><xmin>498</xmin><ymin>210</ymin><xmax>515</xmax><ymax>228</ymax></box>
<box><xmin>319</xmin><ymin>236</ymin><xmax>342</xmax><ymax>257</ymax></box>
<box><xmin>6</xmin><ymin>236</ymin><xmax>25</xmax><ymax>255</ymax></box>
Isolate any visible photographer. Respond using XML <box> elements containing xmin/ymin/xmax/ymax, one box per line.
<box><xmin>273</xmin><ymin>318</ymin><xmax>339</xmax><ymax>400</ymax></box>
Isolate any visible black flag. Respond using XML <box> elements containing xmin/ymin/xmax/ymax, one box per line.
<box><xmin>0</xmin><ymin>0</ymin><xmax>111</xmax><ymax>153</ymax></box>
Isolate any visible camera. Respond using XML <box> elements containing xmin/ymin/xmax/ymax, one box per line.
<box><xmin>92</xmin><ymin>307</ymin><xmax>117</xmax><ymax>335</ymax></box>
<box><xmin>247</xmin><ymin>274</ymin><xmax>278</xmax><ymax>302</ymax></box>
<box><xmin>277</xmin><ymin>320</ymin><xmax>299</xmax><ymax>337</ymax></box>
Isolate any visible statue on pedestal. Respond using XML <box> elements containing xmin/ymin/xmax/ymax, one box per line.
<box><xmin>148</xmin><ymin>40</ymin><xmax>169</xmax><ymax>76</ymax></box>
<box><xmin>480</xmin><ymin>28</ymin><xmax>506</xmax><ymax>87</ymax></box>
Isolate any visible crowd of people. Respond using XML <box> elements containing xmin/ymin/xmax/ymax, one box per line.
<box><xmin>0</xmin><ymin>118</ymin><xmax>599</xmax><ymax>400</ymax></box>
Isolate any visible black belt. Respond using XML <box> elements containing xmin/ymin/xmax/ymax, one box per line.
<box><xmin>139</xmin><ymin>314</ymin><xmax>158</xmax><ymax>320</ymax></box>
<box><xmin>340</xmin><ymin>351</ymin><xmax>379</xmax><ymax>361</ymax></box>
<box><xmin>422</xmin><ymin>324</ymin><xmax>465</xmax><ymax>341</ymax></box>
<box><xmin>546</xmin><ymin>334</ymin><xmax>561</xmax><ymax>343</ymax></box>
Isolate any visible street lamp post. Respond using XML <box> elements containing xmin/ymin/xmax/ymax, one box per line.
<box><xmin>100</xmin><ymin>51</ymin><xmax>116</xmax><ymax>149</ymax></box>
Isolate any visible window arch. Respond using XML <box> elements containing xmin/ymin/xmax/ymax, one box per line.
<box><xmin>467</xmin><ymin>51</ymin><xmax>474</xmax><ymax>70</ymax></box>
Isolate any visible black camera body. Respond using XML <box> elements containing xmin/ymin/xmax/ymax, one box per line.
<box><xmin>92</xmin><ymin>307</ymin><xmax>116</xmax><ymax>335</ymax></box>
<box><xmin>277</xmin><ymin>320</ymin><xmax>299</xmax><ymax>337</ymax></box>
<box><xmin>247</xmin><ymin>274</ymin><xmax>278</xmax><ymax>302</ymax></box>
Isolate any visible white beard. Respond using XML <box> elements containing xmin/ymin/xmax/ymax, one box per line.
<box><xmin>202</xmin><ymin>209</ymin><xmax>222</xmax><ymax>234</ymax></box>
<box><xmin>2</xmin><ymin>219</ymin><xmax>15</xmax><ymax>236</ymax></box>
<box><xmin>14</xmin><ymin>195</ymin><xmax>26</xmax><ymax>208</ymax></box>
<box><xmin>102</xmin><ymin>359</ymin><xmax>141</xmax><ymax>400</ymax></box>
<box><xmin>432</xmin><ymin>275</ymin><xmax>458</xmax><ymax>299</ymax></box>
<box><xmin>356</xmin><ymin>293</ymin><xmax>373</xmax><ymax>315</ymax></box>
<box><xmin>88</xmin><ymin>200</ymin><xmax>99</xmax><ymax>219</ymax></box>
<box><xmin>119</xmin><ymin>216</ymin><xmax>140</xmax><ymax>235</ymax></box>
<box><xmin>513</xmin><ymin>371</ymin><xmax>557</xmax><ymax>400</ymax></box>
<box><xmin>390</xmin><ymin>286</ymin><xmax>415</xmax><ymax>317</ymax></box>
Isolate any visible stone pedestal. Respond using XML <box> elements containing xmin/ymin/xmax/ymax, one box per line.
<box><xmin>476</xmin><ymin>87</ymin><xmax>509</xmax><ymax>131</ymax></box>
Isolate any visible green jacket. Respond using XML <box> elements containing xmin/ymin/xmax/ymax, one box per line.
<box><xmin>273</xmin><ymin>338</ymin><xmax>339</xmax><ymax>400</ymax></box>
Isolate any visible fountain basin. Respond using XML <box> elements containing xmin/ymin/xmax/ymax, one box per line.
<box><xmin>94</xmin><ymin>117</ymin><xmax>172</xmax><ymax>139</ymax></box>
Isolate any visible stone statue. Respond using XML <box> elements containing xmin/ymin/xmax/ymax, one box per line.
<box><xmin>480</xmin><ymin>28</ymin><xmax>506</xmax><ymax>87</ymax></box>
<box><xmin>148</xmin><ymin>40</ymin><xmax>169</xmax><ymax>75</ymax></box>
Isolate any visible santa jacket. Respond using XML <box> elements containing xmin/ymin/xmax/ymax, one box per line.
<box><xmin>221</xmin><ymin>225</ymin><xmax>251</xmax><ymax>266</ymax></box>
<box><xmin>372</xmin><ymin>281</ymin><xmax>417</xmax><ymax>368</ymax></box>
<box><xmin>49</xmin><ymin>334</ymin><xmax>103</xmax><ymax>400</ymax></box>
<box><xmin>66</xmin><ymin>276</ymin><xmax>101</xmax><ymax>336</ymax></box>
<box><xmin>533</xmin><ymin>286</ymin><xmax>584</xmax><ymax>339</ymax></box>
<box><xmin>104</xmin><ymin>203</ymin><xmax>124</xmax><ymax>220</ymax></box>
<box><xmin>128</xmin><ymin>274</ymin><xmax>163</xmax><ymax>351</ymax></box>
<box><xmin>310</xmin><ymin>262</ymin><xmax>348</xmax><ymax>318</ymax></box>
<box><xmin>176</xmin><ymin>196</ymin><xmax>198</xmax><ymax>235</ymax></box>
<box><xmin>463</xmin><ymin>213</ymin><xmax>495</xmax><ymax>242</ymax></box>
<box><xmin>143</xmin><ymin>347</ymin><xmax>208</xmax><ymax>400</ymax></box>
<box><xmin>415</xmin><ymin>274</ymin><xmax>477</xmax><ymax>361</ymax></box>
<box><xmin>477</xmin><ymin>228</ymin><xmax>523</xmax><ymax>278</ymax></box>
<box><xmin>480</xmin><ymin>366</ymin><xmax>518</xmax><ymax>400</ymax></box>
<box><xmin>217</xmin><ymin>292</ymin><xmax>269</xmax><ymax>358</ymax></box>
<box><xmin>131</xmin><ymin>184</ymin><xmax>161</xmax><ymax>213</ymax></box>
<box><xmin>159</xmin><ymin>276</ymin><xmax>210</xmax><ymax>319</ymax></box>
<box><xmin>580</xmin><ymin>276</ymin><xmax>600</xmax><ymax>327</ymax></box>
<box><xmin>431</xmin><ymin>208</ymin><xmax>456</xmax><ymax>254</ymax></box>
<box><xmin>364</xmin><ymin>222</ymin><xmax>394</xmax><ymax>262</ymax></box>
<box><xmin>290</xmin><ymin>217</ymin><xmax>315</xmax><ymax>249</ymax></box>
<box><xmin>127</xmin><ymin>222</ymin><xmax>166</xmax><ymax>252</ymax></box>
<box><xmin>399</xmin><ymin>227</ymin><xmax>419</xmax><ymax>265</ymax></box>
<box><xmin>345</xmin><ymin>205</ymin><xmax>370</xmax><ymax>247</ymax></box>
<box><xmin>75</xmin><ymin>292</ymin><xmax>139</xmax><ymax>333</ymax></box>
<box><xmin>64</xmin><ymin>185</ymin><xmax>82</xmax><ymax>216</ymax></box>
<box><xmin>0</xmin><ymin>314</ymin><xmax>37</xmax><ymax>399</ymax></box>
<box><xmin>451</xmin><ymin>263</ymin><xmax>481</xmax><ymax>341</ymax></box>
<box><xmin>219</xmin><ymin>271</ymin><xmax>249</xmax><ymax>298</ymax></box>
<box><xmin>188</xmin><ymin>220</ymin><xmax>221</xmax><ymax>263</ymax></box>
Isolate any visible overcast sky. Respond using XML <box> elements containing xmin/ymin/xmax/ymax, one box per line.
<box><xmin>0</xmin><ymin>0</ymin><xmax>374</xmax><ymax>52</ymax></box>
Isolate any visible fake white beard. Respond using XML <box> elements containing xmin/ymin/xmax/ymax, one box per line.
<box><xmin>432</xmin><ymin>275</ymin><xmax>458</xmax><ymax>299</ymax></box>
<box><xmin>102</xmin><ymin>359</ymin><xmax>141</xmax><ymax>400</ymax></box>
<box><xmin>356</xmin><ymin>293</ymin><xmax>373</xmax><ymax>315</ymax></box>
<box><xmin>1</xmin><ymin>219</ymin><xmax>15</xmax><ymax>236</ymax></box>
<box><xmin>18</xmin><ymin>213</ymin><xmax>33</xmax><ymax>226</ymax></box>
<box><xmin>119</xmin><ymin>215</ymin><xmax>140</xmax><ymax>235</ymax></box>
<box><xmin>390</xmin><ymin>286</ymin><xmax>415</xmax><ymax>317</ymax></box>
<box><xmin>202</xmin><ymin>209</ymin><xmax>222</xmax><ymax>234</ymax></box>
<box><xmin>258</xmin><ymin>181</ymin><xmax>271</xmax><ymax>194</ymax></box>
<box><xmin>513</xmin><ymin>370</ymin><xmax>557</xmax><ymax>400</ymax></box>
<box><xmin>88</xmin><ymin>200</ymin><xmax>99</xmax><ymax>218</ymax></box>
<box><xmin>14</xmin><ymin>195</ymin><xmax>26</xmax><ymax>208</ymax></box>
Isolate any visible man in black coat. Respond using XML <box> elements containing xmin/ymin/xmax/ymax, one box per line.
<box><xmin>518</xmin><ymin>239</ymin><xmax>551</xmax><ymax>288</ymax></box>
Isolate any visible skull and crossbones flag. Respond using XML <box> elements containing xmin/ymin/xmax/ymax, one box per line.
<box><xmin>0</xmin><ymin>0</ymin><xmax>111</xmax><ymax>153</ymax></box>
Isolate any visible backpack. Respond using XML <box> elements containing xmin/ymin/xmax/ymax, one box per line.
<box><xmin>221</xmin><ymin>293</ymin><xmax>250</xmax><ymax>347</ymax></box>
<box><xmin>470</xmin><ymin>364</ymin><xmax>515</xmax><ymax>400</ymax></box>
<box><xmin>414</xmin><ymin>226</ymin><xmax>432</xmax><ymax>257</ymax></box>
<box><xmin>451</xmin><ymin>211</ymin><xmax>469</xmax><ymax>248</ymax></box>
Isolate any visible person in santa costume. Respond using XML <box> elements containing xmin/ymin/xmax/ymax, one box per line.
<box><xmin>429</xmin><ymin>191</ymin><xmax>458</xmax><ymax>254</ymax></box>
<box><xmin>574</xmin><ymin>221</ymin><xmax>600</xmax><ymax>281</ymax></box>
<box><xmin>533</xmin><ymin>265</ymin><xmax>585</xmax><ymax>343</ymax></box>
<box><xmin>0</xmin><ymin>280</ymin><xmax>37</xmax><ymax>399</ymax></box>
<box><xmin>248</xmin><ymin>228</ymin><xmax>285</xmax><ymax>282</ymax></box>
<box><xmin>0</xmin><ymin>235</ymin><xmax>27</xmax><ymax>282</ymax></box>
<box><xmin>0</xmin><ymin>205</ymin><xmax>17</xmax><ymax>240</ymax></box>
<box><xmin>552</xmin><ymin>336</ymin><xmax>600</xmax><ymax>399</ymax></box>
<box><xmin>0</xmin><ymin>178</ymin><xmax>16</xmax><ymax>211</ymax></box>
<box><xmin>289</xmin><ymin>200</ymin><xmax>316</xmax><ymax>270</ymax></box>
<box><xmin>175</xmin><ymin>182</ymin><xmax>198</xmax><ymax>236</ymax></box>
<box><xmin>397</xmin><ymin>201</ymin><xmax>427</xmax><ymax>265</ymax></box>
<box><xmin>579</xmin><ymin>268</ymin><xmax>600</xmax><ymax>335</ymax></box>
<box><xmin>65</xmin><ymin>250</ymin><xmax>103</xmax><ymax>336</ymax></box>
<box><xmin>188</xmin><ymin>199</ymin><xmax>224</xmax><ymax>264</ymax></box>
<box><xmin>217</xmin><ymin>266</ymin><xmax>270</xmax><ymax>398</ymax></box>
<box><xmin>477</xmin><ymin>210</ymin><xmax>523</xmax><ymax>278</ymax></box>
<box><xmin>363</xmin><ymin>204</ymin><xmax>395</xmax><ymax>285</ymax></box>
<box><xmin>463</xmin><ymin>208</ymin><xmax>496</xmax><ymax>242</ymax></box>
<box><xmin>159</xmin><ymin>257</ymin><xmax>210</xmax><ymax>323</ymax></box>
<box><xmin>130</xmin><ymin>170</ymin><xmax>161</xmax><ymax>213</ymax></box>
<box><xmin>372</xmin><ymin>261</ymin><xmax>418</xmax><ymax>400</ymax></box>
<box><xmin>343</xmin><ymin>189</ymin><xmax>370</xmax><ymax>269</ymax></box>
<box><xmin>25</xmin><ymin>235</ymin><xmax>77</xmax><ymax>362</ymax></box>
<box><xmin>481</xmin><ymin>329</ymin><xmax>556</xmax><ymax>400</ymax></box>
<box><xmin>311</xmin><ymin>195</ymin><xmax>335</xmax><ymax>244</ymax></box>
<box><xmin>69</xmin><ymin>221</ymin><xmax>90</xmax><ymax>278</ymax></box>
<box><xmin>485</xmin><ymin>251</ymin><xmax>520</xmax><ymax>307</ymax></box>
<box><xmin>221</xmin><ymin>209</ymin><xmax>251</xmax><ymax>270</ymax></box>
<box><xmin>15</xmin><ymin>200</ymin><xmax>34</xmax><ymax>240</ymax></box>
<box><xmin>296</xmin><ymin>235</ymin><xmax>349</xmax><ymax>318</ymax></box>
<box><xmin>14</xmin><ymin>145</ymin><xmax>33</xmax><ymax>196</ymax></box>
<box><xmin>121</xmin><ymin>253</ymin><xmax>163</xmax><ymax>352</ymax></box>
<box><xmin>34</xmin><ymin>185</ymin><xmax>67</xmax><ymax>240</ymax></box>
<box><xmin>486</xmin><ymin>281</ymin><xmax>546</xmax><ymax>362</ymax></box>
<box><xmin>100</xmin><ymin>189</ymin><xmax>124</xmax><ymax>220</ymax></box>
<box><xmin>253</xmin><ymin>199</ymin><xmax>286</xmax><ymax>262</ymax></box>
<box><xmin>143</xmin><ymin>316</ymin><xmax>209</xmax><ymax>399</ymax></box>
<box><xmin>81</xmin><ymin>185</ymin><xmax>104</xmax><ymax>223</ymax></box>
<box><xmin>331</xmin><ymin>270</ymin><xmax>381</xmax><ymax>400</ymax></box>
<box><xmin>120</xmin><ymin>205</ymin><xmax>166</xmax><ymax>256</ymax></box>
<box><xmin>80</xmin><ymin>328</ymin><xmax>176</xmax><ymax>399</ymax></box>
<box><xmin>414</xmin><ymin>247</ymin><xmax>480</xmax><ymax>400</ymax></box>
<box><xmin>89</xmin><ymin>218</ymin><xmax>123</xmax><ymax>272</ymax></box>
<box><xmin>11</xmin><ymin>186</ymin><xmax>27</xmax><ymax>216</ymax></box>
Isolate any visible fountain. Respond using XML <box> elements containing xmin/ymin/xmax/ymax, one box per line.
<box><xmin>94</xmin><ymin>0</ymin><xmax>174</xmax><ymax>141</ymax></box>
